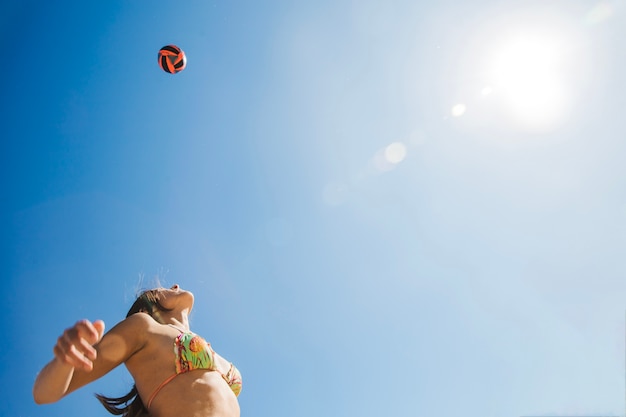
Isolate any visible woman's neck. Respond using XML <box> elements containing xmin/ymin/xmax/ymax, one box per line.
<box><xmin>161</xmin><ymin>310</ymin><xmax>190</xmax><ymax>331</ymax></box>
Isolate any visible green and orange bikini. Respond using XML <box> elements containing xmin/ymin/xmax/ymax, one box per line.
<box><xmin>146</xmin><ymin>325</ymin><xmax>242</xmax><ymax>409</ymax></box>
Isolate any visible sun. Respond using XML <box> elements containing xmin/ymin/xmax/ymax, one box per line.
<box><xmin>454</xmin><ymin>8</ymin><xmax>591</xmax><ymax>132</ymax></box>
<box><xmin>490</xmin><ymin>34</ymin><xmax>567</xmax><ymax>128</ymax></box>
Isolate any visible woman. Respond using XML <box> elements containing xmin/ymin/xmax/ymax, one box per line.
<box><xmin>33</xmin><ymin>284</ymin><xmax>242</xmax><ymax>417</ymax></box>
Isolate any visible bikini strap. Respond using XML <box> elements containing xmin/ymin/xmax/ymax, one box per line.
<box><xmin>167</xmin><ymin>323</ymin><xmax>186</xmax><ymax>333</ymax></box>
<box><xmin>146</xmin><ymin>324</ymin><xmax>195</xmax><ymax>409</ymax></box>
<box><xmin>223</xmin><ymin>363</ymin><xmax>235</xmax><ymax>383</ymax></box>
<box><xmin>146</xmin><ymin>374</ymin><xmax>178</xmax><ymax>410</ymax></box>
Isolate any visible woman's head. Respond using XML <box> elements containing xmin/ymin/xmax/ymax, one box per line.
<box><xmin>127</xmin><ymin>284</ymin><xmax>194</xmax><ymax>323</ymax></box>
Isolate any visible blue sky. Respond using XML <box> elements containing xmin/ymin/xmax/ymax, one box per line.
<box><xmin>3</xmin><ymin>0</ymin><xmax>626</xmax><ymax>416</ymax></box>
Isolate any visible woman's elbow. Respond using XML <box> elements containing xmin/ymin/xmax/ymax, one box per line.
<box><xmin>33</xmin><ymin>391</ymin><xmax>47</xmax><ymax>405</ymax></box>
<box><xmin>33</xmin><ymin>391</ymin><xmax>48</xmax><ymax>405</ymax></box>
<box><xmin>32</xmin><ymin>385</ymin><xmax>60</xmax><ymax>405</ymax></box>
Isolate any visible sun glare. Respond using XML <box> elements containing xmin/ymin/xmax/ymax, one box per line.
<box><xmin>453</xmin><ymin>8</ymin><xmax>591</xmax><ymax>132</ymax></box>
<box><xmin>491</xmin><ymin>34</ymin><xmax>566</xmax><ymax>128</ymax></box>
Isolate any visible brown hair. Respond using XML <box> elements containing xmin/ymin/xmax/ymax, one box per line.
<box><xmin>94</xmin><ymin>289</ymin><xmax>172</xmax><ymax>417</ymax></box>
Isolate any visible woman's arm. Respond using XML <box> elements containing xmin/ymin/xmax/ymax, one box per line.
<box><xmin>33</xmin><ymin>319</ymin><xmax>104</xmax><ymax>404</ymax></box>
<box><xmin>33</xmin><ymin>314</ymin><xmax>150</xmax><ymax>404</ymax></box>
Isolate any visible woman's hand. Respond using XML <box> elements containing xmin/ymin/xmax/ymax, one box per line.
<box><xmin>35</xmin><ymin>314</ymin><xmax>149</xmax><ymax>404</ymax></box>
<box><xmin>54</xmin><ymin>319</ymin><xmax>105</xmax><ymax>371</ymax></box>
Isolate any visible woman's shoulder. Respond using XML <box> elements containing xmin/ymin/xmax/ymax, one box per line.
<box><xmin>100</xmin><ymin>313</ymin><xmax>162</xmax><ymax>355</ymax></box>
<box><xmin>119</xmin><ymin>313</ymin><xmax>179</xmax><ymax>339</ymax></box>
<box><xmin>106</xmin><ymin>312</ymin><xmax>160</xmax><ymax>339</ymax></box>
<box><xmin>122</xmin><ymin>312</ymin><xmax>159</xmax><ymax>330</ymax></box>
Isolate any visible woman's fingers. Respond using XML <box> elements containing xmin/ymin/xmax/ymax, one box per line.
<box><xmin>92</xmin><ymin>320</ymin><xmax>105</xmax><ymax>341</ymax></box>
<box><xmin>53</xmin><ymin>341</ymin><xmax>93</xmax><ymax>370</ymax></box>
<box><xmin>74</xmin><ymin>319</ymin><xmax>101</xmax><ymax>345</ymax></box>
<box><xmin>54</xmin><ymin>343</ymin><xmax>94</xmax><ymax>371</ymax></box>
<box><xmin>76</xmin><ymin>335</ymin><xmax>97</xmax><ymax>361</ymax></box>
<box><xmin>53</xmin><ymin>319</ymin><xmax>106</xmax><ymax>371</ymax></box>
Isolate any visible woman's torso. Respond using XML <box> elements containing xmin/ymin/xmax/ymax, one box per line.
<box><xmin>124</xmin><ymin>316</ymin><xmax>240</xmax><ymax>417</ymax></box>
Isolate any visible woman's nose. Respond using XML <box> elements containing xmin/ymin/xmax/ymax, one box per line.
<box><xmin>171</xmin><ymin>284</ymin><xmax>179</xmax><ymax>290</ymax></box>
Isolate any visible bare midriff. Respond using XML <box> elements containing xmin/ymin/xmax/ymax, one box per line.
<box><xmin>144</xmin><ymin>371</ymin><xmax>240</xmax><ymax>417</ymax></box>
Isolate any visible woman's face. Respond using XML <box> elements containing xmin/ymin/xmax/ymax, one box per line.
<box><xmin>156</xmin><ymin>284</ymin><xmax>195</xmax><ymax>312</ymax></box>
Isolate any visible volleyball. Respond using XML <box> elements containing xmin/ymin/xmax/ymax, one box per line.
<box><xmin>158</xmin><ymin>45</ymin><xmax>187</xmax><ymax>74</ymax></box>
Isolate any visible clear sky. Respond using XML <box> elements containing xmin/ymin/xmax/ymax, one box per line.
<box><xmin>3</xmin><ymin>0</ymin><xmax>626</xmax><ymax>416</ymax></box>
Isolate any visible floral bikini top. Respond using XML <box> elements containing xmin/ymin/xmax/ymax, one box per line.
<box><xmin>146</xmin><ymin>326</ymin><xmax>242</xmax><ymax>409</ymax></box>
